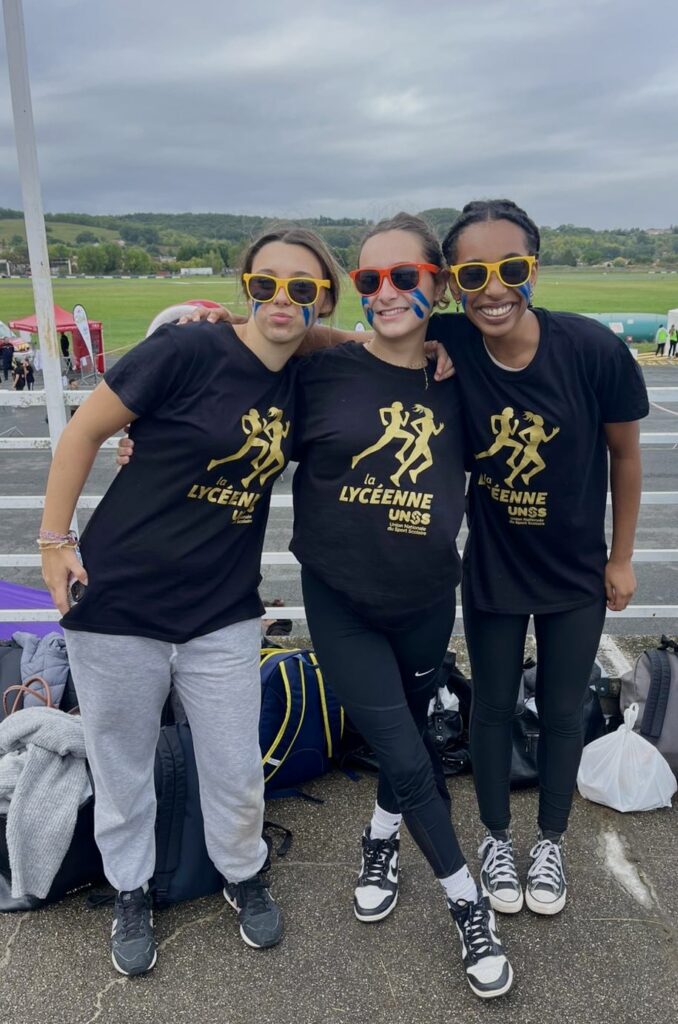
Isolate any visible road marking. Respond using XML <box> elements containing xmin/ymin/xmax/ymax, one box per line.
<box><xmin>650</xmin><ymin>401</ymin><xmax>678</xmax><ymax>417</ymax></box>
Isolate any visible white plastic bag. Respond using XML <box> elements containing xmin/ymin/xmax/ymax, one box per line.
<box><xmin>577</xmin><ymin>704</ymin><xmax>677</xmax><ymax>812</ymax></box>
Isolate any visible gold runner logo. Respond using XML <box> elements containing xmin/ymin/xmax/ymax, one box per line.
<box><xmin>207</xmin><ymin>406</ymin><xmax>290</xmax><ymax>488</ymax></box>
<box><xmin>351</xmin><ymin>401</ymin><xmax>444</xmax><ymax>486</ymax></box>
<box><xmin>475</xmin><ymin>407</ymin><xmax>559</xmax><ymax>486</ymax></box>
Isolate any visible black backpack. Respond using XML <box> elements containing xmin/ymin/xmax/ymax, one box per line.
<box><xmin>152</xmin><ymin>711</ymin><xmax>292</xmax><ymax>908</ymax></box>
<box><xmin>151</xmin><ymin>720</ymin><xmax>224</xmax><ymax>908</ymax></box>
<box><xmin>0</xmin><ymin>785</ymin><xmax>104</xmax><ymax>912</ymax></box>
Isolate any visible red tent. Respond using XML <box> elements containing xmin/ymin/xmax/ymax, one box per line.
<box><xmin>9</xmin><ymin>304</ymin><xmax>105</xmax><ymax>372</ymax></box>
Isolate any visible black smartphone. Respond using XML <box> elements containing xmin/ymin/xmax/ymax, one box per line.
<box><xmin>68</xmin><ymin>579</ymin><xmax>87</xmax><ymax>605</ymax></box>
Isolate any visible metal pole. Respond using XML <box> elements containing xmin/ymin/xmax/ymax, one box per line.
<box><xmin>3</xmin><ymin>0</ymin><xmax>69</xmax><ymax>456</ymax></box>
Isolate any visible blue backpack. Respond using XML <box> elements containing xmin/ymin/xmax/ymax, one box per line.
<box><xmin>259</xmin><ymin>647</ymin><xmax>344</xmax><ymax>793</ymax></box>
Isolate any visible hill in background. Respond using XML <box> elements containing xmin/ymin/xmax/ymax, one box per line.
<box><xmin>0</xmin><ymin>206</ymin><xmax>676</xmax><ymax>275</ymax></box>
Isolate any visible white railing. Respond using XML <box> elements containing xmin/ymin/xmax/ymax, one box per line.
<box><xmin>1</xmin><ymin>387</ymin><xmax>677</xmax><ymax>622</ymax></box>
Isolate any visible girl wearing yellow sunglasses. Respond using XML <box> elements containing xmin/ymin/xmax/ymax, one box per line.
<box><xmin>40</xmin><ymin>227</ymin><xmax>340</xmax><ymax>975</ymax></box>
<box><xmin>429</xmin><ymin>199</ymin><xmax>648</xmax><ymax>924</ymax></box>
<box><xmin>117</xmin><ymin>213</ymin><xmax>511</xmax><ymax>1000</ymax></box>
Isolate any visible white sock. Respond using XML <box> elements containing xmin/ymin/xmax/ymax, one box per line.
<box><xmin>369</xmin><ymin>802</ymin><xmax>402</xmax><ymax>840</ymax></box>
<box><xmin>439</xmin><ymin>865</ymin><xmax>478</xmax><ymax>905</ymax></box>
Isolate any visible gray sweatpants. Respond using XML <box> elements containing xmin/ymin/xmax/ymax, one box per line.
<box><xmin>64</xmin><ymin>619</ymin><xmax>267</xmax><ymax>892</ymax></box>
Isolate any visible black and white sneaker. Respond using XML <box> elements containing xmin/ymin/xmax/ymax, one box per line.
<box><xmin>111</xmin><ymin>887</ymin><xmax>157</xmax><ymax>976</ymax></box>
<box><xmin>354</xmin><ymin>827</ymin><xmax>400</xmax><ymax>922</ymax></box>
<box><xmin>449</xmin><ymin>895</ymin><xmax>514</xmax><ymax>999</ymax></box>
<box><xmin>223</xmin><ymin>870</ymin><xmax>284</xmax><ymax>948</ymax></box>
<box><xmin>479</xmin><ymin>833</ymin><xmax>524</xmax><ymax>914</ymax></box>
<box><xmin>526</xmin><ymin>836</ymin><xmax>567</xmax><ymax>915</ymax></box>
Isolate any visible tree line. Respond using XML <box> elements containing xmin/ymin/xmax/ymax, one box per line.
<box><xmin>1</xmin><ymin>207</ymin><xmax>677</xmax><ymax>275</ymax></box>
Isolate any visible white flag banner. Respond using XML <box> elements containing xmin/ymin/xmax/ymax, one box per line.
<box><xmin>73</xmin><ymin>303</ymin><xmax>94</xmax><ymax>363</ymax></box>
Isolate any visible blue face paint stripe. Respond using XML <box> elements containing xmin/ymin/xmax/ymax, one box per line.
<box><xmin>252</xmin><ymin>300</ymin><xmax>262</xmax><ymax>316</ymax></box>
<box><xmin>410</xmin><ymin>288</ymin><xmax>431</xmax><ymax>309</ymax></box>
<box><xmin>517</xmin><ymin>282</ymin><xmax>533</xmax><ymax>305</ymax></box>
<box><xmin>411</xmin><ymin>304</ymin><xmax>425</xmax><ymax>319</ymax></box>
<box><xmin>302</xmin><ymin>306</ymin><xmax>311</xmax><ymax>326</ymax></box>
<box><xmin>361</xmin><ymin>296</ymin><xmax>374</xmax><ymax>327</ymax></box>
<box><xmin>460</xmin><ymin>294</ymin><xmax>468</xmax><ymax>311</ymax></box>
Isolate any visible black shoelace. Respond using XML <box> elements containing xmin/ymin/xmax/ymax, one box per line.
<box><xmin>234</xmin><ymin>874</ymin><xmax>272</xmax><ymax>916</ymax></box>
<box><xmin>458</xmin><ymin>901</ymin><xmax>497</xmax><ymax>962</ymax></box>
<box><xmin>360</xmin><ymin>837</ymin><xmax>395</xmax><ymax>887</ymax></box>
<box><xmin>117</xmin><ymin>892</ymin><xmax>149</xmax><ymax>940</ymax></box>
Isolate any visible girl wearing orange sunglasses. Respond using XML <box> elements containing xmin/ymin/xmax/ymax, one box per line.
<box><xmin>118</xmin><ymin>213</ymin><xmax>513</xmax><ymax>1000</ymax></box>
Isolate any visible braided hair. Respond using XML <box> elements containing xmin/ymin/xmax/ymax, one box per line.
<box><xmin>442</xmin><ymin>200</ymin><xmax>540</xmax><ymax>265</ymax></box>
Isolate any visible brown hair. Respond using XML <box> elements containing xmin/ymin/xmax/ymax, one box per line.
<box><xmin>359</xmin><ymin>212</ymin><xmax>449</xmax><ymax>309</ymax></box>
<box><xmin>240</xmin><ymin>227</ymin><xmax>341</xmax><ymax>314</ymax></box>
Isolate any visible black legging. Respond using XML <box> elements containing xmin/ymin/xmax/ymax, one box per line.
<box><xmin>302</xmin><ymin>567</ymin><xmax>465</xmax><ymax>878</ymax></box>
<box><xmin>464</xmin><ymin>596</ymin><xmax>606</xmax><ymax>835</ymax></box>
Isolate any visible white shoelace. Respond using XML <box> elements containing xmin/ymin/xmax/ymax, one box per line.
<box><xmin>479</xmin><ymin>836</ymin><xmax>519</xmax><ymax>886</ymax></box>
<box><xmin>527</xmin><ymin>839</ymin><xmax>565</xmax><ymax>890</ymax></box>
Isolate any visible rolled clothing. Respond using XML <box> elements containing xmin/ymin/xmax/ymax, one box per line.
<box><xmin>0</xmin><ymin>707</ymin><xmax>90</xmax><ymax>898</ymax></box>
<box><xmin>12</xmin><ymin>631</ymin><xmax>70</xmax><ymax>708</ymax></box>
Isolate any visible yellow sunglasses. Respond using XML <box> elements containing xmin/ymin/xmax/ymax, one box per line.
<box><xmin>449</xmin><ymin>255</ymin><xmax>537</xmax><ymax>293</ymax></box>
<box><xmin>243</xmin><ymin>273</ymin><xmax>330</xmax><ymax>307</ymax></box>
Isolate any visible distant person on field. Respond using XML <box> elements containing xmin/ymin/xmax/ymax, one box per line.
<box><xmin>60</xmin><ymin>331</ymin><xmax>72</xmax><ymax>371</ymax></box>
<box><xmin>25</xmin><ymin>360</ymin><xmax>35</xmax><ymax>391</ymax></box>
<box><xmin>12</xmin><ymin>359</ymin><xmax>27</xmax><ymax>391</ymax></box>
<box><xmin>1</xmin><ymin>338</ymin><xmax>13</xmax><ymax>381</ymax></box>
<box><xmin>669</xmin><ymin>325</ymin><xmax>678</xmax><ymax>357</ymax></box>
<box><xmin>655</xmin><ymin>324</ymin><xmax>667</xmax><ymax>355</ymax></box>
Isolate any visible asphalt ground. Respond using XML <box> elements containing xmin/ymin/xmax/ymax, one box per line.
<box><xmin>0</xmin><ymin>360</ymin><xmax>676</xmax><ymax>1024</ymax></box>
<box><xmin>0</xmin><ymin>768</ymin><xmax>676</xmax><ymax>1024</ymax></box>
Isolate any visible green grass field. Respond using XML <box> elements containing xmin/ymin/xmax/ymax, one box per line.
<box><xmin>1</xmin><ymin>268</ymin><xmax>677</xmax><ymax>357</ymax></box>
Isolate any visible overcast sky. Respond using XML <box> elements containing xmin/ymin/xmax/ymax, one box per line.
<box><xmin>1</xmin><ymin>0</ymin><xmax>677</xmax><ymax>229</ymax></box>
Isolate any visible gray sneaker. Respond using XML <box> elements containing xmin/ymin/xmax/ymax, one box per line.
<box><xmin>526</xmin><ymin>836</ymin><xmax>567</xmax><ymax>915</ymax></box>
<box><xmin>479</xmin><ymin>833</ymin><xmax>524</xmax><ymax>914</ymax></box>
<box><xmin>111</xmin><ymin>887</ymin><xmax>157</xmax><ymax>976</ymax></box>
<box><xmin>223</xmin><ymin>872</ymin><xmax>283</xmax><ymax>948</ymax></box>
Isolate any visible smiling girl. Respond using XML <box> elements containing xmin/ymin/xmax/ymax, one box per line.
<box><xmin>432</xmin><ymin>199</ymin><xmax>648</xmax><ymax>917</ymax></box>
<box><xmin>289</xmin><ymin>213</ymin><xmax>513</xmax><ymax>999</ymax></box>
<box><xmin>119</xmin><ymin>214</ymin><xmax>514</xmax><ymax>1000</ymax></box>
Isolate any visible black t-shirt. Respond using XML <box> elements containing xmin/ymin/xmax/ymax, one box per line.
<box><xmin>290</xmin><ymin>343</ymin><xmax>465</xmax><ymax>616</ymax></box>
<box><xmin>428</xmin><ymin>309</ymin><xmax>649</xmax><ymax>614</ymax></box>
<box><xmin>63</xmin><ymin>322</ymin><xmax>296</xmax><ymax>642</ymax></box>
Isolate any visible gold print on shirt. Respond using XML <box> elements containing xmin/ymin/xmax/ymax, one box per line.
<box><xmin>351</xmin><ymin>401</ymin><xmax>444</xmax><ymax>486</ymax></box>
<box><xmin>186</xmin><ymin>406</ymin><xmax>289</xmax><ymax>526</ymax></box>
<box><xmin>339</xmin><ymin>401</ymin><xmax>444</xmax><ymax>537</ymax></box>
<box><xmin>505</xmin><ymin>412</ymin><xmax>559</xmax><ymax>486</ymax></box>
<box><xmin>475</xmin><ymin>407</ymin><xmax>559</xmax><ymax>527</ymax></box>
<box><xmin>207</xmin><ymin>407</ymin><xmax>290</xmax><ymax>488</ymax></box>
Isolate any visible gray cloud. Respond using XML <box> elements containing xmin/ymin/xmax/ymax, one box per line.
<box><xmin>1</xmin><ymin>0</ymin><xmax>676</xmax><ymax>227</ymax></box>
